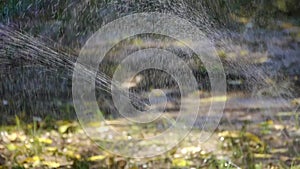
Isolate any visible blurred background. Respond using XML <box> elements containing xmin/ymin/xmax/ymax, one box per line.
<box><xmin>0</xmin><ymin>0</ymin><xmax>299</xmax><ymax>168</ymax></box>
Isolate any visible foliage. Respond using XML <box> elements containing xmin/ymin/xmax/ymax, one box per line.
<box><xmin>0</xmin><ymin>116</ymin><xmax>299</xmax><ymax>168</ymax></box>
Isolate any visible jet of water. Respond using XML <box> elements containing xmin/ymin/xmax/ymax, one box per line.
<box><xmin>0</xmin><ymin>25</ymin><xmax>150</xmax><ymax>110</ymax></box>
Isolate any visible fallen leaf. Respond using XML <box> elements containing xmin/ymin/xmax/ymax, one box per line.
<box><xmin>65</xmin><ymin>150</ymin><xmax>81</xmax><ymax>160</ymax></box>
<box><xmin>42</xmin><ymin>161</ymin><xmax>60</xmax><ymax>168</ymax></box>
<box><xmin>218</xmin><ymin>131</ymin><xmax>240</xmax><ymax>138</ymax></box>
<box><xmin>180</xmin><ymin>146</ymin><xmax>201</xmax><ymax>154</ymax></box>
<box><xmin>291</xmin><ymin>98</ymin><xmax>300</xmax><ymax>106</ymax></box>
<box><xmin>38</xmin><ymin>138</ymin><xmax>53</xmax><ymax>144</ymax></box>
<box><xmin>58</xmin><ymin>124</ymin><xmax>71</xmax><ymax>134</ymax></box>
<box><xmin>172</xmin><ymin>158</ymin><xmax>192</xmax><ymax>167</ymax></box>
<box><xmin>18</xmin><ymin>134</ymin><xmax>27</xmax><ymax>142</ymax></box>
<box><xmin>88</xmin><ymin>155</ymin><xmax>106</xmax><ymax>161</ymax></box>
<box><xmin>270</xmin><ymin>148</ymin><xmax>288</xmax><ymax>154</ymax></box>
<box><xmin>253</xmin><ymin>154</ymin><xmax>272</xmax><ymax>159</ymax></box>
<box><xmin>6</xmin><ymin>133</ymin><xmax>17</xmax><ymax>141</ymax></box>
<box><xmin>57</xmin><ymin>121</ymin><xmax>77</xmax><ymax>134</ymax></box>
<box><xmin>218</xmin><ymin>131</ymin><xmax>264</xmax><ymax>146</ymax></box>
<box><xmin>23</xmin><ymin>156</ymin><xmax>41</xmax><ymax>164</ymax></box>
<box><xmin>46</xmin><ymin>147</ymin><xmax>58</xmax><ymax>152</ymax></box>
<box><xmin>6</xmin><ymin>143</ymin><xmax>16</xmax><ymax>151</ymax></box>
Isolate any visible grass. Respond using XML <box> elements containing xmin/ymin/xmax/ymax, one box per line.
<box><xmin>0</xmin><ymin>114</ymin><xmax>299</xmax><ymax>169</ymax></box>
